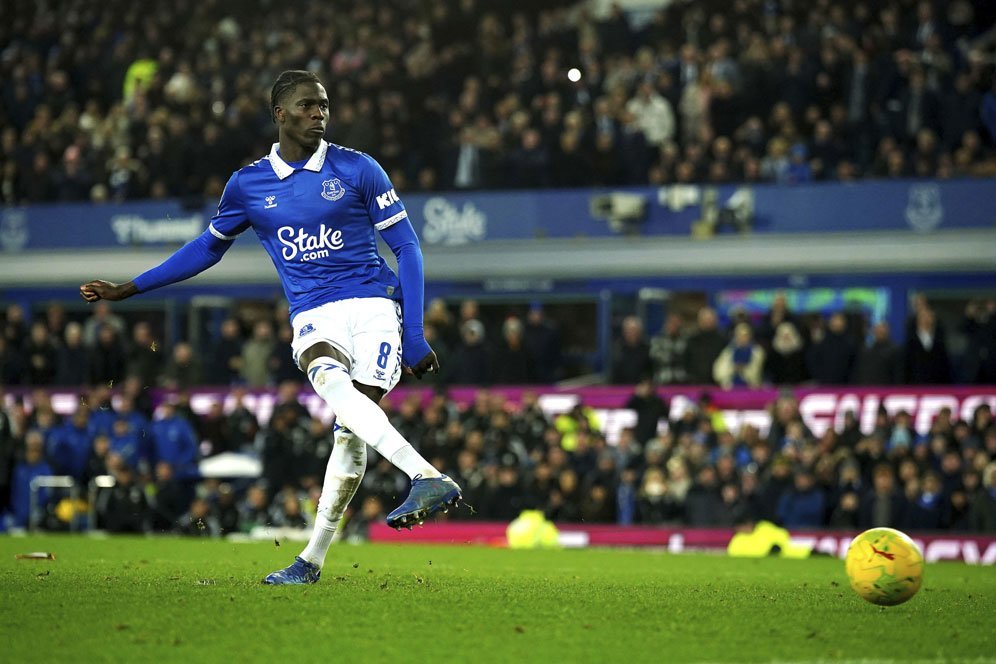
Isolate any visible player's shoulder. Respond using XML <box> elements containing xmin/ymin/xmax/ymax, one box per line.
<box><xmin>238</xmin><ymin>151</ymin><xmax>277</xmax><ymax>177</ymax></box>
<box><xmin>326</xmin><ymin>142</ymin><xmax>384</xmax><ymax>179</ymax></box>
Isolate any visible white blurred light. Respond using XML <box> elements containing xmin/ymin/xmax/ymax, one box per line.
<box><xmin>567</xmin><ymin>67</ymin><xmax>581</xmax><ymax>82</ymax></box>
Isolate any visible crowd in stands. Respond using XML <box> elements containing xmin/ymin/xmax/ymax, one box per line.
<box><xmin>3</xmin><ymin>0</ymin><xmax>996</xmax><ymax>205</ymax></box>
<box><xmin>612</xmin><ymin>294</ymin><xmax>996</xmax><ymax>387</ymax></box>
<box><xmin>1</xmin><ymin>289</ymin><xmax>993</xmax><ymax>535</ymax></box>
<box><xmin>1</xmin><ymin>378</ymin><xmax>994</xmax><ymax>536</ymax></box>
<box><xmin>2</xmin><ymin>293</ymin><xmax>995</xmax><ymax>390</ymax></box>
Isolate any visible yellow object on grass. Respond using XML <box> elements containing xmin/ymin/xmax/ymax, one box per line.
<box><xmin>727</xmin><ymin>520</ymin><xmax>812</xmax><ymax>559</ymax></box>
<box><xmin>506</xmin><ymin>510</ymin><xmax>560</xmax><ymax>549</ymax></box>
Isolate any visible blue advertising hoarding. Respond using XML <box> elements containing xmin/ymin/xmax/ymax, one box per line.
<box><xmin>1</xmin><ymin>179</ymin><xmax>993</xmax><ymax>252</ymax></box>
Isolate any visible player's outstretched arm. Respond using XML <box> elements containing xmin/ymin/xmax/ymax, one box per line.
<box><xmin>79</xmin><ymin>229</ymin><xmax>234</xmax><ymax>304</ymax></box>
<box><xmin>80</xmin><ymin>172</ymin><xmax>247</xmax><ymax>304</ymax></box>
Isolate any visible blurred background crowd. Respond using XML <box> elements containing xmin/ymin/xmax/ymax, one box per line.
<box><xmin>2</xmin><ymin>378</ymin><xmax>995</xmax><ymax>536</ymax></box>
<box><xmin>2</xmin><ymin>292</ymin><xmax>994</xmax><ymax>389</ymax></box>
<box><xmin>1</xmin><ymin>291</ymin><xmax>995</xmax><ymax>536</ymax></box>
<box><xmin>2</xmin><ymin>0</ymin><xmax>996</xmax><ymax>203</ymax></box>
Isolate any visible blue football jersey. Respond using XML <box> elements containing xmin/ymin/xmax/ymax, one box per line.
<box><xmin>210</xmin><ymin>141</ymin><xmax>408</xmax><ymax>319</ymax></box>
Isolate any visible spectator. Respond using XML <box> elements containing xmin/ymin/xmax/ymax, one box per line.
<box><xmin>239</xmin><ymin>485</ymin><xmax>272</xmax><ymax>533</ymax></box>
<box><xmin>126</xmin><ymin>322</ymin><xmax>159</xmax><ymax>387</ymax></box>
<box><xmin>713</xmin><ymin>323</ymin><xmax>765</xmax><ymax>388</ymax></box>
<box><xmin>47</xmin><ymin>404</ymin><xmax>95</xmax><ymax>480</ymax></box>
<box><xmin>494</xmin><ymin>317</ymin><xmax>532</xmax><ymax>384</ymax></box>
<box><xmin>685</xmin><ymin>466</ymin><xmax>722</xmax><ymax>526</ymax></box>
<box><xmin>959</xmin><ymin>299</ymin><xmax>996</xmax><ymax>384</ymax></box>
<box><xmin>859</xmin><ymin>464</ymin><xmax>907</xmax><ymax>529</ymax></box>
<box><xmin>240</xmin><ymin>320</ymin><xmax>275</xmax><ymax>387</ymax></box>
<box><xmin>807</xmin><ymin>313</ymin><xmax>855</xmax><ymax>385</ymax></box>
<box><xmin>685</xmin><ymin>308</ymin><xmax>727</xmax><ymax>385</ymax></box>
<box><xmin>95</xmin><ymin>465</ymin><xmax>149</xmax><ymax>533</ymax></box>
<box><xmin>150</xmin><ymin>461</ymin><xmax>193</xmax><ymax>532</ymax></box>
<box><xmin>215</xmin><ymin>484</ymin><xmax>241</xmax><ymax>534</ymax></box>
<box><xmin>504</xmin><ymin>128</ymin><xmax>551</xmax><ymax>189</ymax></box>
<box><xmin>777</xmin><ymin>470</ymin><xmax>825</xmax><ymax>528</ymax></box>
<box><xmin>177</xmin><ymin>497</ymin><xmax>221</xmax><ymax>536</ymax></box>
<box><xmin>904</xmin><ymin>308</ymin><xmax>951</xmax><ymax>384</ymax></box>
<box><xmin>829</xmin><ymin>491</ymin><xmax>861</xmax><ymax>529</ymax></box>
<box><xmin>625</xmin><ymin>379</ymin><xmax>669</xmax><ymax>445</ymax></box>
<box><xmin>10</xmin><ymin>431</ymin><xmax>53</xmax><ymax>528</ymax></box>
<box><xmin>150</xmin><ymin>402</ymin><xmax>198</xmax><ymax>475</ymax></box>
<box><xmin>611</xmin><ymin>316</ymin><xmax>652</xmax><ymax>384</ymax></box>
<box><xmin>581</xmin><ymin>483</ymin><xmax>616</xmax><ymax>523</ymax></box>
<box><xmin>210</xmin><ymin>318</ymin><xmax>244</xmax><ymax>385</ymax></box>
<box><xmin>90</xmin><ymin>324</ymin><xmax>127</xmax><ymax>386</ymax></box>
<box><xmin>547</xmin><ymin>468</ymin><xmax>583</xmax><ymax>522</ymax></box>
<box><xmin>637</xmin><ymin>467</ymin><xmax>681</xmax><ymax>524</ymax></box>
<box><xmin>24</xmin><ymin>322</ymin><xmax>58</xmax><ymax>386</ymax></box>
<box><xmin>764</xmin><ymin>321</ymin><xmax>807</xmax><ymax>385</ymax></box>
<box><xmin>0</xmin><ymin>396</ymin><xmax>14</xmax><ymax>514</ymax></box>
<box><xmin>972</xmin><ymin>462</ymin><xmax>996</xmax><ymax>533</ymax></box>
<box><xmin>82</xmin><ymin>302</ymin><xmax>126</xmax><ymax>347</ymax></box>
<box><xmin>0</xmin><ymin>337</ymin><xmax>26</xmax><ymax>386</ymax></box>
<box><xmin>649</xmin><ymin>314</ymin><xmax>688</xmax><ymax>385</ymax></box>
<box><xmin>853</xmin><ymin>321</ymin><xmax>902</xmax><ymax>385</ymax></box>
<box><xmin>449</xmin><ymin>319</ymin><xmax>492</xmax><ymax>385</ymax></box>
<box><xmin>715</xmin><ymin>483</ymin><xmax>746</xmax><ymax>527</ymax></box>
<box><xmin>523</xmin><ymin>305</ymin><xmax>560</xmax><ymax>383</ymax></box>
<box><xmin>906</xmin><ymin>471</ymin><xmax>948</xmax><ymax>531</ymax></box>
<box><xmin>162</xmin><ymin>342</ymin><xmax>203</xmax><ymax>389</ymax></box>
<box><xmin>625</xmin><ymin>81</ymin><xmax>676</xmax><ymax>147</ymax></box>
<box><xmin>271</xmin><ymin>493</ymin><xmax>308</xmax><ymax>529</ymax></box>
<box><xmin>55</xmin><ymin>322</ymin><xmax>91</xmax><ymax>386</ymax></box>
<box><xmin>225</xmin><ymin>388</ymin><xmax>260</xmax><ymax>451</ymax></box>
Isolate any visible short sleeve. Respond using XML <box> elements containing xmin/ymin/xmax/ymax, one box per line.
<box><xmin>358</xmin><ymin>154</ymin><xmax>408</xmax><ymax>231</ymax></box>
<box><xmin>208</xmin><ymin>172</ymin><xmax>251</xmax><ymax>240</ymax></box>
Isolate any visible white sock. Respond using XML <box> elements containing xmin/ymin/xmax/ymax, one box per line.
<box><xmin>307</xmin><ymin>357</ymin><xmax>440</xmax><ymax>480</ymax></box>
<box><xmin>300</xmin><ymin>428</ymin><xmax>366</xmax><ymax>567</ymax></box>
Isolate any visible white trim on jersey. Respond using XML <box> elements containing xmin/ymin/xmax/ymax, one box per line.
<box><xmin>208</xmin><ymin>222</ymin><xmax>240</xmax><ymax>241</ymax></box>
<box><xmin>374</xmin><ymin>210</ymin><xmax>409</xmax><ymax>231</ymax></box>
<box><xmin>268</xmin><ymin>141</ymin><xmax>330</xmax><ymax>180</ymax></box>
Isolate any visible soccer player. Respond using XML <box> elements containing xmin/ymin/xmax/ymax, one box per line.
<box><xmin>80</xmin><ymin>70</ymin><xmax>462</xmax><ymax>584</ymax></box>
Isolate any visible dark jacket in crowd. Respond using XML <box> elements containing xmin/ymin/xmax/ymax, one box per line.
<box><xmin>685</xmin><ymin>330</ymin><xmax>727</xmax><ymax>385</ymax></box>
<box><xmin>852</xmin><ymin>339</ymin><xmax>902</xmax><ymax>384</ymax></box>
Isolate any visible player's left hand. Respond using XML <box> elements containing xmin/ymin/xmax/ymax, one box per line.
<box><xmin>401</xmin><ymin>328</ymin><xmax>438</xmax><ymax>379</ymax></box>
<box><xmin>405</xmin><ymin>349</ymin><xmax>440</xmax><ymax>380</ymax></box>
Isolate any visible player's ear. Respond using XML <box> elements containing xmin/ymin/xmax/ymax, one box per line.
<box><xmin>274</xmin><ymin>106</ymin><xmax>284</xmax><ymax>124</ymax></box>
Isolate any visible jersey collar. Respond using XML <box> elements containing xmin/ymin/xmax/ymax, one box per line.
<box><xmin>267</xmin><ymin>141</ymin><xmax>329</xmax><ymax>180</ymax></box>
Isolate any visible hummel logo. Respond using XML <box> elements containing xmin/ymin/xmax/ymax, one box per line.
<box><xmin>264</xmin><ymin>195</ymin><xmax>277</xmax><ymax>209</ymax></box>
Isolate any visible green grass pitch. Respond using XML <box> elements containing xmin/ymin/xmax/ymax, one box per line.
<box><xmin>2</xmin><ymin>536</ymin><xmax>994</xmax><ymax>663</ymax></box>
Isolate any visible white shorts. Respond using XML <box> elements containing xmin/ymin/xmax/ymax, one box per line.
<box><xmin>291</xmin><ymin>297</ymin><xmax>403</xmax><ymax>392</ymax></box>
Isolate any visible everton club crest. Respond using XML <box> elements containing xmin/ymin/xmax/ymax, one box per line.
<box><xmin>321</xmin><ymin>178</ymin><xmax>345</xmax><ymax>202</ymax></box>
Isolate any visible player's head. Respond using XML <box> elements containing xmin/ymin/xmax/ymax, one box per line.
<box><xmin>270</xmin><ymin>70</ymin><xmax>328</xmax><ymax>148</ymax></box>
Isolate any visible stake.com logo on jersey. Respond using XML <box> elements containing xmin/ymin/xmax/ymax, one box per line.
<box><xmin>277</xmin><ymin>225</ymin><xmax>344</xmax><ymax>261</ymax></box>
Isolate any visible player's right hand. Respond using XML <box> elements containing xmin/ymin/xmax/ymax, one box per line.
<box><xmin>79</xmin><ymin>280</ymin><xmax>137</xmax><ymax>302</ymax></box>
